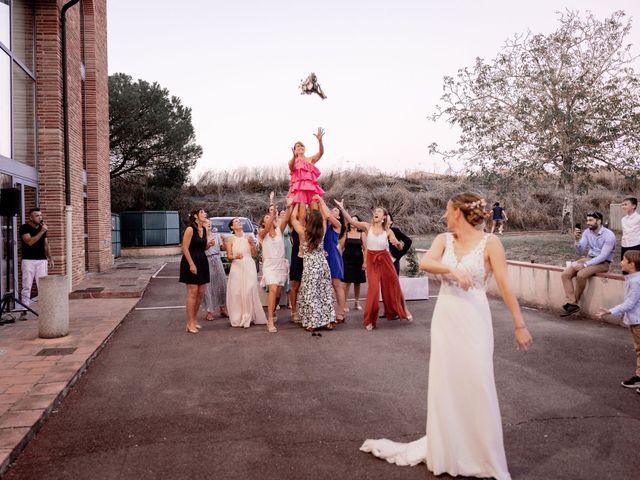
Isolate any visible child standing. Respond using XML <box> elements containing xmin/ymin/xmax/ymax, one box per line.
<box><xmin>597</xmin><ymin>250</ymin><xmax>640</xmax><ymax>393</ymax></box>
<box><xmin>288</xmin><ymin>128</ymin><xmax>325</xmax><ymax>205</ymax></box>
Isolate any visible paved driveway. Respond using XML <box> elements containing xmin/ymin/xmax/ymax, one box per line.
<box><xmin>4</xmin><ymin>262</ymin><xmax>640</xmax><ymax>479</ymax></box>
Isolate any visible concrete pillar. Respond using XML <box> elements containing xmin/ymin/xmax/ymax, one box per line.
<box><xmin>38</xmin><ymin>275</ymin><xmax>69</xmax><ymax>338</ymax></box>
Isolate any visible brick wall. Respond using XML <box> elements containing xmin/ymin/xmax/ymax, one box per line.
<box><xmin>35</xmin><ymin>0</ymin><xmax>111</xmax><ymax>287</ymax></box>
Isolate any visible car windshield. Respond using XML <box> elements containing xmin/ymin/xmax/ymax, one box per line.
<box><xmin>210</xmin><ymin>218</ymin><xmax>252</xmax><ymax>233</ymax></box>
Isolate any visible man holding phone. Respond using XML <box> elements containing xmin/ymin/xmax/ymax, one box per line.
<box><xmin>560</xmin><ymin>211</ymin><xmax>616</xmax><ymax>317</ymax></box>
<box><xmin>19</xmin><ymin>208</ymin><xmax>54</xmax><ymax>316</ymax></box>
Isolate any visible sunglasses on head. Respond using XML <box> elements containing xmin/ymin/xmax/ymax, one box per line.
<box><xmin>586</xmin><ymin>212</ymin><xmax>603</xmax><ymax>221</ymax></box>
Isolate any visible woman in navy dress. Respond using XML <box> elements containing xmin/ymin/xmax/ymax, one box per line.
<box><xmin>317</xmin><ymin>197</ymin><xmax>347</xmax><ymax>322</ymax></box>
<box><xmin>179</xmin><ymin>209</ymin><xmax>212</xmax><ymax>333</ymax></box>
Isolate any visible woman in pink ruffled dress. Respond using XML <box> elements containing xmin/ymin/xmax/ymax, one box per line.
<box><xmin>288</xmin><ymin>128</ymin><xmax>325</xmax><ymax>205</ymax></box>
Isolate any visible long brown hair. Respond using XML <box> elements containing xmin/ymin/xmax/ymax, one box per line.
<box><xmin>188</xmin><ymin>209</ymin><xmax>203</xmax><ymax>231</ymax></box>
<box><xmin>305</xmin><ymin>210</ymin><xmax>325</xmax><ymax>251</ymax></box>
<box><xmin>450</xmin><ymin>192</ymin><xmax>488</xmax><ymax>227</ymax></box>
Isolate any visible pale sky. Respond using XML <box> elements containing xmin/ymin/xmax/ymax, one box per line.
<box><xmin>107</xmin><ymin>0</ymin><xmax>640</xmax><ymax>179</ymax></box>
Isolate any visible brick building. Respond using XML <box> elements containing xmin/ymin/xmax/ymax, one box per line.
<box><xmin>0</xmin><ymin>0</ymin><xmax>111</xmax><ymax>300</ymax></box>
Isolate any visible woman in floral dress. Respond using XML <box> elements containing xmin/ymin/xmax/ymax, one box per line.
<box><xmin>291</xmin><ymin>201</ymin><xmax>336</xmax><ymax>332</ymax></box>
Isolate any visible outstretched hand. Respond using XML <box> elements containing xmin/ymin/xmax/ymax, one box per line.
<box><xmin>334</xmin><ymin>199</ymin><xmax>344</xmax><ymax>210</ymax></box>
<box><xmin>314</xmin><ymin>127</ymin><xmax>325</xmax><ymax>141</ymax></box>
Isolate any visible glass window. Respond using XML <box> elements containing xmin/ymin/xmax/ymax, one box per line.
<box><xmin>12</xmin><ymin>63</ymin><xmax>35</xmax><ymax>166</ymax></box>
<box><xmin>12</xmin><ymin>0</ymin><xmax>34</xmax><ymax>71</ymax></box>
<box><xmin>0</xmin><ymin>0</ymin><xmax>9</xmax><ymax>49</ymax></box>
<box><xmin>0</xmin><ymin>51</ymin><xmax>10</xmax><ymax>158</ymax></box>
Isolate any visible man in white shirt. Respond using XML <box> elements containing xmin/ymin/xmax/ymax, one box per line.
<box><xmin>621</xmin><ymin>197</ymin><xmax>640</xmax><ymax>263</ymax></box>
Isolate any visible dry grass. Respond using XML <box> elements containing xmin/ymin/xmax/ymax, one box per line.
<box><xmin>185</xmin><ymin>167</ymin><xmax>636</xmax><ymax>238</ymax></box>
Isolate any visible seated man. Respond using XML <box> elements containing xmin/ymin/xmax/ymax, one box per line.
<box><xmin>561</xmin><ymin>211</ymin><xmax>616</xmax><ymax>316</ymax></box>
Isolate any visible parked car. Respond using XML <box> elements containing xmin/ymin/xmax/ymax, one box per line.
<box><xmin>208</xmin><ymin>216</ymin><xmax>258</xmax><ymax>273</ymax></box>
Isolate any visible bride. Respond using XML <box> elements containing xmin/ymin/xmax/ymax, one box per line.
<box><xmin>360</xmin><ymin>192</ymin><xmax>533</xmax><ymax>480</ymax></box>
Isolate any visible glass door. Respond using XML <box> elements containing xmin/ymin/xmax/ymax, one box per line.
<box><xmin>13</xmin><ymin>180</ymin><xmax>38</xmax><ymax>305</ymax></box>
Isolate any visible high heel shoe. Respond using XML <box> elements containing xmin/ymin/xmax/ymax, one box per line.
<box><xmin>186</xmin><ymin>326</ymin><xmax>199</xmax><ymax>334</ymax></box>
<box><xmin>195</xmin><ymin>324</ymin><xmax>203</xmax><ymax>329</ymax></box>
<box><xmin>355</xmin><ymin>301</ymin><xmax>362</xmax><ymax>311</ymax></box>
<box><xmin>365</xmin><ymin>324</ymin><xmax>374</xmax><ymax>331</ymax></box>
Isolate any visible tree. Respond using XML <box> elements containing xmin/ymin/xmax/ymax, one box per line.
<box><xmin>109</xmin><ymin>73</ymin><xmax>202</xmax><ymax>210</ymax></box>
<box><xmin>430</xmin><ymin>11</ymin><xmax>640</xmax><ymax>231</ymax></box>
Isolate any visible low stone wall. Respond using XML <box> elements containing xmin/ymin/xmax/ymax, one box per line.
<box><xmin>415</xmin><ymin>249</ymin><xmax>625</xmax><ymax>324</ymax></box>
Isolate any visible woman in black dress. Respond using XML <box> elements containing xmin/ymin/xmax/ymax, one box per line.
<box><xmin>340</xmin><ymin>215</ymin><xmax>367</xmax><ymax>311</ymax></box>
<box><xmin>288</xmin><ymin>204</ymin><xmax>306</xmax><ymax>323</ymax></box>
<box><xmin>179</xmin><ymin>209</ymin><xmax>212</xmax><ymax>333</ymax></box>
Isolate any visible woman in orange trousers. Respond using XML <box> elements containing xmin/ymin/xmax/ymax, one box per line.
<box><xmin>334</xmin><ymin>201</ymin><xmax>412</xmax><ymax>330</ymax></box>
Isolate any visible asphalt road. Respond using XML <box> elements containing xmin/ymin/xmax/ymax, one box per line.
<box><xmin>4</xmin><ymin>262</ymin><xmax>640</xmax><ymax>479</ymax></box>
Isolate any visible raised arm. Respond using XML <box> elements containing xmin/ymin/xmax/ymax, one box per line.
<box><xmin>487</xmin><ymin>235</ymin><xmax>532</xmax><ymax>351</ymax></box>
<box><xmin>21</xmin><ymin>224</ymin><xmax>47</xmax><ymax>247</ymax></box>
<box><xmin>314</xmin><ymin>195</ymin><xmax>340</xmax><ymax>230</ymax></box>
<box><xmin>258</xmin><ymin>214</ymin><xmax>276</xmax><ymax>241</ymax></box>
<box><xmin>288</xmin><ymin>146</ymin><xmax>296</xmax><ymax>171</ymax></box>
<box><xmin>290</xmin><ymin>203</ymin><xmax>305</xmax><ymax>237</ymax></box>
<box><xmin>310</xmin><ymin>127</ymin><xmax>324</xmax><ymax>163</ymax></box>
<box><xmin>279</xmin><ymin>198</ymin><xmax>294</xmax><ymax>233</ymax></box>
<box><xmin>334</xmin><ymin>199</ymin><xmax>369</xmax><ymax>232</ymax></box>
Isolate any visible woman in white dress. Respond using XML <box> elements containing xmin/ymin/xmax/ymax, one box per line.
<box><xmin>258</xmin><ymin>200</ymin><xmax>292</xmax><ymax>333</ymax></box>
<box><xmin>225</xmin><ymin>218</ymin><xmax>267</xmax><ymax>329</ymax></box>
<box><xmin>360</xmin><ymin>192</ymin><xmax>533</xmax><ymax>480</ymax></box>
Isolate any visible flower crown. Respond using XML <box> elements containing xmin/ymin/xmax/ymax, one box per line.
<box><xmin>464</xmin><ymin>199</ymin><xmax>487</xmax><ymax>210</ymax></box>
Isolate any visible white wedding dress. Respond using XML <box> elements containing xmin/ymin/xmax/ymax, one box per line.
<box><xmin>226</xmin><ymin>236</ymin><xmax>267</xmax><ymax>328</ymax></box>
<box><xmin>361</xmin><ymin>233</ymin><xmax>511</xmax><ymax>480</ymax></box>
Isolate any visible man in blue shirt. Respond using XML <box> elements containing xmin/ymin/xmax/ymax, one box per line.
<box><xmin>560</xmin><ymin>211</ymin><xmax>616</xmax><ymax>316</ymax></box>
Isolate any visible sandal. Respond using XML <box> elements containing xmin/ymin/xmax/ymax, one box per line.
<box><xmin>326</xmin><ymin>322</ymin><xmax>336</xmax><ymax>330</ymax></box>
<box><xmin>267</xmin><ymin>318</ymin><xmax>278</xmax><ymax>333</ymax></box>
<box><xmin>306</xmin><ymin>326</ymin><xmax>315</xmax><ymax>333</ymax></box>
<box><xmin>292</xmin><ymin>312</ymin><xmax>301</xmax><ymax>323</ymax></box>
<box><xmin>354</xmin><ymin>301</ymin><xmax>362</xmax><ymax>311</ymax></box>
<box><xmin>365</xmin><ymin>324</ymin><xmax>374</xmax><ymax>331</ymax></box>
<box><xmin>336</xmin><ymin>314</ymin><xmax>345</xmax><ymax>324</ymax></box>
<box><xmin>205</xmin><ymin>313</ymin><xmax>215</xmax><ymax>321</ymax></box>
<box><xmin>343</xmin><ymin>306</ymin><xmax>350</xmax><ymax>313</ymax></box>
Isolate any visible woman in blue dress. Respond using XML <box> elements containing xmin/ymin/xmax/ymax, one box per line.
<box><xmin>317</xmin><ymin>197</ymin><xmax>347</xmax><ymax>323</ymax></box>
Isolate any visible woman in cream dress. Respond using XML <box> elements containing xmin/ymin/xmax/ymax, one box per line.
<box><xmin>225</xmin><ymin>218</ymin><xmax>267</xmax><ymax>329</ymax></box>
